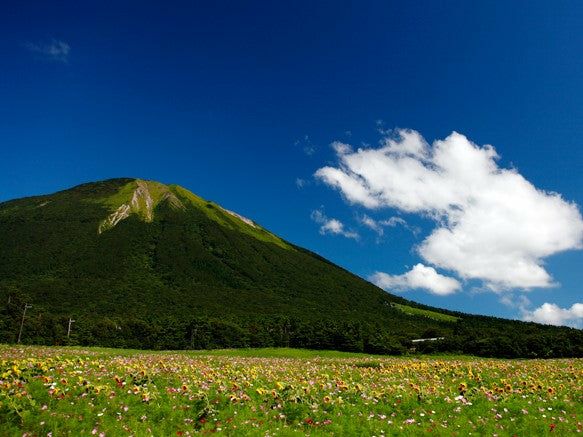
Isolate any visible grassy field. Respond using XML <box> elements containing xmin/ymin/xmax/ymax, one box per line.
<box><xmin>392</xmin><ymin>303</ymin><xmax>460</xmax><ymax>323</ymax></box>
<box><xmin>1</xmin><ymin>346</ymin><xmax>582</xmax><ymax>436</ymax></box>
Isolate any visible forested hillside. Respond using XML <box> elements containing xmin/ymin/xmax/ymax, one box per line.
<box><xmin>1</xmin><ymin>178</ymin><xmax>581</xmax><ymax>357</ymax></box>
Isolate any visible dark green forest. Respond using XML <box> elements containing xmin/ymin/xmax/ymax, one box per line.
<box><xmin>1</xmin><ymin>178</ymin><xmax>582</xmax><ymax>358</ymax></box>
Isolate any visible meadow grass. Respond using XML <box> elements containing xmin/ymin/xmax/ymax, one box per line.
<box><xmin>182</xmin><ymin>347</ymin><xmax>378</xmax><ymax>359</ymax></box>
<box><xmin>1</xmin><ymin>345</ymin><xmax>581</xmax><ymax>436</ymax></box>
<box><xmin>392</xmin><ymin>303</ymin><xmax>459</xmax><ymax>323</ymax></box>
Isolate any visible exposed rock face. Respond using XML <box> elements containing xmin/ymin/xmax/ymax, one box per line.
<box><xmin>131</xmin><ymin>180</ymin><xmax>155</xmax><ymax>222</ymax></box>
<box><xmin>98</xmin><ymin>204</ymin><xmax>131</xmax><ymax>234</ymax></box>
<box><xmin>98</xmin><ymin>179</ymin><xmax>185</xmax><ymax>233</ymax></box>
<box><xmin>222</xmin><ymin>208</ymin><xmax>256</xmax><ymax>228</ymax></box>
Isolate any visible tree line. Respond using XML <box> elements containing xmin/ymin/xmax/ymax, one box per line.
<box><xmin>2</xmin><ymin>294</ymin><xmax>582</xmax><ymax>358</ymax></box>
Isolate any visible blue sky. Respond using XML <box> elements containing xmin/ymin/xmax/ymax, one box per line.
<box><xmin>1</xmin><ymin>1</ymin><xmax>583</xmax><ymax>326</ymax></box>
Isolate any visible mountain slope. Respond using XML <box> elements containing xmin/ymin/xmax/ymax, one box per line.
<box><xmin>0</xmin><ymin>178</ymin><xmax>403</xmax><ymax>320</ymax></box>
<box><xmin>0</xmin><ymin>178</ymin><xmax>581</xmax><ymax>357</ymax></box>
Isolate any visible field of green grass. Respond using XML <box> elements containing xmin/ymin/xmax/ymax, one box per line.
<box><xmin>184</xmin><ymin>347</ymin><xmax>377</xmax><ymax>359</ymax></box>
<box><xmin>1</xmin><ymin>345</ymin><xmax>581</xmax><ymax>435</ymax></box>
<box><xmin>392</xmin><ymin>303</ymin><xmax>460</xmax><ymax>323</ymax></box>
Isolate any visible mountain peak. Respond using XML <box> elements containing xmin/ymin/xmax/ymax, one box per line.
<box><xmin>81</xmin><ymin>178</ymin><xmax>287</xmax><ymax>248</ymax></box>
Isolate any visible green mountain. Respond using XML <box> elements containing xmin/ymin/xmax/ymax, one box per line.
<box><xmin>0</xmin><ymin>178</ymin><xmax>581</xmax><ymax>357</ymax></box>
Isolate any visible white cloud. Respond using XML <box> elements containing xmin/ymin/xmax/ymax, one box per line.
<box><xmin>360</xmin><ymin>215</ymin><xmax>384</xmax><ymax>235</ymax></box>
<box><xmin>360</xmin><ymin>214</ymin><xmax>412</xmax><ymax>236</ymax></box>
<box><xmin>331</xmin><ymin>141</ymin><xmax>353</xmax><ymax>155</ymax></box>
<box><xmin>311</xmin><ymin>209</ymin><xmax>359</xmax><ymax>239</ymax></box>
<box><xmin>370</xmin><ymin>263</ymin><xmax>461</xmax><ymax>296</ymax></box>
<box><xmin>316</xmin><ymin>129</ymin><xmax>583</xmax><ymax>291</ymax></box>
<box><xmin>25</xmin><ymin>39</ymin><xmax>70</xmax><ymax>62</ymax></box>
<box><xmin>500</xmin><ymin>294</ymin><xmax>531</xmax><ymax>311</ymax></box>
<box><xmin>295</xmin><ymin>178</ymin><xmax>307</xmax><ymax>189</ymax></box>
<box><xmin>522</xmin><ymin>302</ymin><xmax>583</xmax><ymax>327</ymax></box>
<box><xmin>380</xmin><ymin>216</ymin><xmax>407</xmax><ymax>227</ymax></box>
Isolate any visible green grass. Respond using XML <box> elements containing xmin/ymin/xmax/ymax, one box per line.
<box><xmin>180</xmin><ymin>348</ymin><xmax>482</xmax><ymax>361</ymax></box>
<box><xmin>171</xmin><ymin>184</ymin><xmax>291</xmax><ymax>249</ymax></box>
<box><xmin>392</xmin><ymin>303</ymin><xmax>460</xmax><ymax>323</ymax></box>
<box><xmin>1</xmin><ymin>345</ymin><xmax>372</xmax><ymax>359</ymax></box>
<box><xmin>182</xmin><ymin>347</ymin><xmax>377</xmax><ymax>359</ymax></box>
<box><xmin>1</xmin><ymin>345</ymin><xmax>581</xmax><ymax>436</ymax></box>
<box><xmin>2</xmin><ymin>345</ymin><xmax>478</xmax><ymax>361</ymax></box>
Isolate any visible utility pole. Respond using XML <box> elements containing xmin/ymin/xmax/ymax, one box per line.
<box><xmin>17</xmin><ymin>304</ymin><xmax>32</xmax><ymax>344</ymax></box>
<box><xmin>67</xmin><ymin>318</ymin><xmax>75</xmax><ymax>338</ymax></box>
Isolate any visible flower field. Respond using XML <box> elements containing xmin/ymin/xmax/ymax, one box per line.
<box><xmin>1</xmin><ymin>346</ymin><xmax>582</xmax><ymax>436</ymax></box>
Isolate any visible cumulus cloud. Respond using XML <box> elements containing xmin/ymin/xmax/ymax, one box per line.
<box><xmin>522</xmin><ymin>302</ymin><xmax>583</xmax><ymax>327</ymax></box>
<box><xmin>311</xmin><ymin>209</ymin><xmax>358</xmax><ymax>239</ymax></box>
<box><xmin>370</xmin><ymin>263</ymin><xmax>461</xmax><ymax>296</ymax></box>
<box><xmin>25</xmin><ymin>39</ymin><xmax>70</xmax><ymax>62</ymax></box>
<box><xmin>316</xmin><ymin>129</ymin><xmax>583</xmax><ymax>291</ymax></box>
